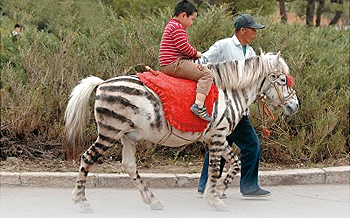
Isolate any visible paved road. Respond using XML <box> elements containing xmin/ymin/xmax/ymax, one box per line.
<box><xmin>1</xmin><ymin>184</ymin><xmax>349</xmax><ymax>218</ymax></box>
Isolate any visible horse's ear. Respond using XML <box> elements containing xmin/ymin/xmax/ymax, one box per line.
<box><xmin>276</xmin><ymin>51</ymin><xmax>281</xmax><ymax>59</ymax></box>
<box><xmin>274</xmin><ymin>51</ymin><xmax>281</xmax><ymax>65</ymax></box>
<box><xmin>259</xmin><ymin>48</ymin><xmax>264</xmax><ymax>55</ymax></box>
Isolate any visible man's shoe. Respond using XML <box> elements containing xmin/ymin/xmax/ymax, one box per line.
<box><xmin>242</xmin><ymin>188</ymin><xmax>271</xmax><ymax>197</ymax></box>
<box><xmin>220</xmin><ymin>193</ymin><xmax>227</xmax><ymax>199</ymax></box>
<box><xmin>190</xmin><ymin>104</ymin><xmax>213</xmax><ymax>121</ymax></box>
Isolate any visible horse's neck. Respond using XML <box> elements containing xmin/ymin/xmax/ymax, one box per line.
<box><xmin>216</xmin><ymin>76</ymin><xmax>263</xmax><ymax>121</ymax></box>
<box><xmin>243</xmin><ymin>77</ymin><xmax>264</xmax><ymax>107</ymax></box>
<box><xmin>208</xmin><ymin>56</ymin><xmax>266</xmax><ymax>91</ymax></box>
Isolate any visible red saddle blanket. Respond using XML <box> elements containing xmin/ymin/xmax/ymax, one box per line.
<box><xmin>137</xmin><ymin>71</ymin><xmax>217</xmax><ymax>132</ymax></box>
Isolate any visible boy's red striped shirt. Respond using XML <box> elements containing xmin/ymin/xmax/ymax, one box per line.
<box><xmin>159</xmin><ymin>18</ymin><xmax>197</xmax><ymax>67</ymax></box>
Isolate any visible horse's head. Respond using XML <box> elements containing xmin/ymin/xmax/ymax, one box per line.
<box><xmin>262</xmin><ymin>52</ymin><xmax>299</xmax><ymax>116</ymax></box>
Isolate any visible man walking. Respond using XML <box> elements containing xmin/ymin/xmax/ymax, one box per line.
<box><xmin>197</xmin><ymin>14</ymin><xmax>271</xmax><ymax>197</ymax></box>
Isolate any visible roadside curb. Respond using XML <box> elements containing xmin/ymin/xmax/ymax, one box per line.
<box><xmin>1</xmin><ymin>166</ymin><xmax>349</xmax><ymax>188</ymax></box>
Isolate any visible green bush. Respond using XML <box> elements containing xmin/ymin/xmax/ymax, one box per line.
<box><xmin>254</xmin><ymin>22</ymin><xmax>349</xmax><ymax>163</ymax></box>
<box><xmin>1</xmin><ymin>1</ymin><xmax>348</xmax><ymax>165</ymax></box>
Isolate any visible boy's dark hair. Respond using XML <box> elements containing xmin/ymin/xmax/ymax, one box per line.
<box><xmin>14</xmin><ymin>24</ymin><xmax>22</xmax><ymax>28</ymax></box>
<box><xmin>174</xmin><ymin>0</ymin><xmax>197</xmax><ymax>17</ymax></box>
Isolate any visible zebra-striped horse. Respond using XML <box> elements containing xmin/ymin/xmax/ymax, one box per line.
<box><xmin>65</xmin><ymin>52</ymin><xmax>299</xmax><ymax>212</ymax></box>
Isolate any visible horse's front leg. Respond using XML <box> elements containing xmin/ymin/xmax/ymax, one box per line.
<box><xmin>204</xmin><ymin>138</ymin><xmax>228</xmax><ymax>212</ymax></box>
<box><xmin>216</xmin><ymin>143</ymin><xmax>241</xmax><ymax>195</ymax></box>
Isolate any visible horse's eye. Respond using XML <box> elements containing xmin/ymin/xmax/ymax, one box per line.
<box><xmin>271</xmin><ymin>74</ymin><xmax>277</xmax><ymax>79</ymax></box>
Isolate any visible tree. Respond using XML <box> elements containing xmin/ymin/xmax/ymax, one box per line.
<box><xmin>315</xmin><ymin>0</ymin><xmax>325</xmax><ymax>27</ymax></box>
<box><xmin>306</xmin><ymin>0</ymin><xmax>325</xmax><ymax>26</ymax></box>
<box><xmin>329</xmin><ymin>0</ymin><xmax>344</xmax><ymax>25</ymax></box>
<box><xmin>305</xmin><ymin>0</ymin><xmax>346</xmax><ymax>27</ymax></box>
<box><xmin>278</xmin><ymin>0</ymin><xmax>288</xmax><ymax>22</ymax></box>
<box><xmin>329</xmin><ymin>10</ymin><xmax>343</xmax><ymax>25</ymax></box>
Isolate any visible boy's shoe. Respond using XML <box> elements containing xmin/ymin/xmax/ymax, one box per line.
<box><xmin>190</xmin><ymin>104</ymin><xmax>213</xmax><ymax>121</ymax></box>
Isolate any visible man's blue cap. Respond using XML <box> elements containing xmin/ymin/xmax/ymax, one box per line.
<box><xmin>234</xmin><ymin>14</ymin><xmax>265</xmax><ymax>31</ymax></box>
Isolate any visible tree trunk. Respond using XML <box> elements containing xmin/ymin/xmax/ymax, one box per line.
<box><xmin>316</xmin><ymin>0</ymin><xmax>325</xmax><ymax>27</ymax></box>
<box><xmin>306</xmin><ymin>0</ymin><xmax>315</xmax><ymax>26</ymax></box>
<box><xmin>329</xmin><ymin>10</ymin><xmax>343</xmax><ymax>26</ymax></box>
<box><xmin>278</xmin><ymin>0</ymin><xmax>287</xmax><ymax>23</ymax></box>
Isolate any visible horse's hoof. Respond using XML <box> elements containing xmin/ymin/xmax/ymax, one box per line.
<box><xmin>79</xmin><ymin>201</ymin><xmax>94</xmax><ymax>214</ymax></box>
<box><xmin>72</xmin><ymin>197</ymin><xmax>79</xmax><ymax>204</ymax></box>
<box><xmin>212</xmin><ymin>201</ymin><xmax>228</xmax><ymax>212</ymax></box>
<box><xmin>205</xmin><ymin>194</ymin><xmax>229</xmax><ymax>212</ymax></box>
<box><xmin>150</xmin><ymin>199</ymin><xmax>164</xmax><ymax>210</ymax></box>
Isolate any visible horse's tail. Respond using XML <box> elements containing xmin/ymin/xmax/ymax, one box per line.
<box><xmin>65</xmin><ymin>76</ymin><xmax>104</xmax><ymax>147</ymax></box>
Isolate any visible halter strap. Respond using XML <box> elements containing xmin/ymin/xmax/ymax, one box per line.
<box><xmin>258</xmin><ymin>72</ymin><xmax>295</xmax><ymax>137</ymax></box>
<box><xmin>258</xmin><ymin>94</ymin><xmax>275</xmax><ymax>137</ymax></box>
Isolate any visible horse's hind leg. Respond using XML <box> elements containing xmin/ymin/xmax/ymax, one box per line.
<box><xmin>72</xmin><ymin>137</ymin><xmax>109</xmax><ymax>213</ymax></box>
<box><xmin>216</xmin><ymin>143</ymin><xmax>241</xmax><ymax>195</ymax></box>
<box><xmin>121</xmin><ymin>136</ymin><xmax>164</xmax><ymax>210</ymax></box>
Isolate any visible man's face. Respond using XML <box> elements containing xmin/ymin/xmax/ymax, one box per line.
<box><xmin>15</xmin><ymin>27</ymin><xmax>23</xmax><ymax>33</ymax></box>
<box><xmin>240</xmin><ymin>27</ymin><xmax>257</xmax><ymax>44</ymax></box>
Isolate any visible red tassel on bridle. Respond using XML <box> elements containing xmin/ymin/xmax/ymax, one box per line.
<box><xmin>286</xmin><ymin>75</ymin><xmax>295</xmax><ymax>88</ymax></box>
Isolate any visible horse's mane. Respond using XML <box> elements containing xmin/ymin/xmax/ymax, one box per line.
<box><xmin>206</xmin><ymin>52</ymin><xmax>289</xmax><ymax>90</ymax></box>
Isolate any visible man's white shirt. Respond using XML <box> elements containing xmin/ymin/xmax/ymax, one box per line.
<box><xmin>197</xmin><ymin>35</ymin><xmax>257</xmax><ymax>116</ymax></box>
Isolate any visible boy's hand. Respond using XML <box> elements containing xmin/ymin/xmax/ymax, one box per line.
<box><xmin>145</xmin><ymin>66</ymin><xmax>158</xmax><ymax>75</ymax></box>
<box><xmin>196</xmin><ymin>51</ymin><xmax>202</xmax><ymax>58</ymax></box>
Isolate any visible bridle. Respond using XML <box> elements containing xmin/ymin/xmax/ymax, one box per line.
<box><xmin>258</xmin><ymin>94</ymin><xmax>275</xmax><ymax>137</ymax></box>
<box><xmin>258</xmin><ymin>70</ymin><xmax>295</xmax><ymax>137</ymax></box>
<box><xmin>272</xmin><ymin>80</ymin><xmax>296</xmax><ymax>106</ymax></box>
